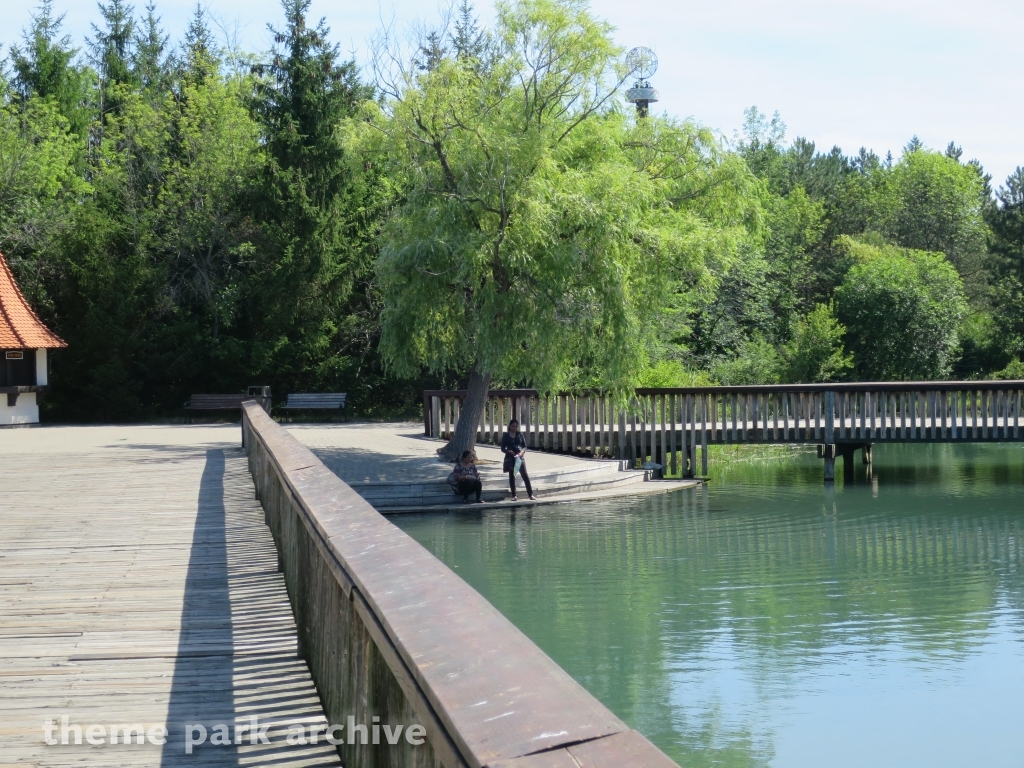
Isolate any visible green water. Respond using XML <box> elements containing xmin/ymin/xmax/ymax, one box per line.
<box><xmin>393</xmin><ymin>444</ymin><xmax>1024</xmax><ymax>768</ymax></box>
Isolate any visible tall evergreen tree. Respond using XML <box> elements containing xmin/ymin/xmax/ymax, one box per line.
<box><xmin>452</xmin><ymin>0</ymin><xmax>486</xmax><ymax>59</ymax></box>
<box><xmin>8</xmin><ymin>0</ymin><xmax>92</xmax><ymax>138</ymax></box>
<box><xmin>180</xmin><ymin>3</ymin><xmax>217</xmax><ymax>83</ymax></box>
<box><xmin>89</xmin><ymin>0</ymin><xmax>138</xmax><ymax>120</ymax></box>
<box><xmin>133</xmin><ymin>2</ymin><xmax>169</xmax><ymax>93</ymax></box>
<box><xmin>246</xmin><ymin>0</ymin><xmax>377</xmax><ymax>392</ymax></box>
<box><xmin>988</xmin><ymin>167</ymin><xmax>1024</xmax><ymax>358</ymax></box>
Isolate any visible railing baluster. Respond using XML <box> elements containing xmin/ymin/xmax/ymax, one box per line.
<box><xmin>837</xmin><ymin>392</ymin><xmax>844</xmax><ymax>440</ymax></box>
<box><xmin>692</xmin><ymin>394</ymin><xmax>699</xmax><ymax>473</ymax></box>
<box><xmin>629</xmin><ymin>402</ymin><xmax>636</xmax><ymax>463</ymax></box>
<box><xmin>616</xmin><ymin>405</ymin><xmax>624</xmax><ymax>460</ymax></box>
<box><xmin>657</xmin><ymin>394</ymin><xmax>665</xmax><ymax>470</ymax></box>
<box><xmin>816</xmin><ymin>392</ymin><xmax>823</xmax><ymax>441</ymax></box>
<box><xmin>653</xmin><ymin>394</ymin><xmax>660</xmax><ymax>461</ymax></box>
<box><xmin>855</xmin><ymin>392</ymin><xmax>862</xmax><ymax>440</ymax></box>
<box><xmin>741</xmin><ymin>394</ymin><xmax>749</xmax><ymax>442</ymax></box>
<box><xmin>668</xmin><ymin>394</ymin><xmax>677</xmax><ymax>474</ymax></box>
<box><xmin>800</xmin><ymin>393</ymin><xmax>805</xmax><ymax>441</ymax></box>
<box><xmin>548</xmin><ymin>394</ymin><xmax>554</xmax><ymax>449</ymax></box>
<box><xmin>927</xmin><ymin>391</ymin><xmax>934</xmax><ymax>440</ymax></box>
<box><xmin>701</xmin><ymin>395</ymin><xmax>709</xmax><ymax>475</ymax></box>
<box><xmin>730</xmin><ymin>393</ymin><xmax>737</xmax><ymax>442</ymax></box>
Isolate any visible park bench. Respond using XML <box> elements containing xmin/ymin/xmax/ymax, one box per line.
<box><xmin>282</xmin><ymin>393</ymin><xmax>346</xmax><ymax>410</ymax></box>
<box><xmin>186</xmin><ymin>386</ymin><xmax>271</xmax><ymax>413</ymax></box>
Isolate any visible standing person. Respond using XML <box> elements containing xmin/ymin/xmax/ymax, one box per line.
<box><xmin>453</xmin><ymin>450</ymin><xmax>484</xmax><ymax>503</ymax></box>
<box><xmin>500</xmin><ymin>419</ymin><xmax>536</xmax><ymax>501</ymax></box>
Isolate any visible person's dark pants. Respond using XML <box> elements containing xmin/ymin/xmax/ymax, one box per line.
<box><xmin>457</xmin><ymin>479</ymin><xmax>482</xmax><ymax>501</ymax></box>
<box><xmin>508</xmin><ymin>462</ymin><xmax>533</xmax><ymax>496</ymax></box>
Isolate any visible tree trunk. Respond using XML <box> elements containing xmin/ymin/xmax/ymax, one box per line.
<box><xmin>438</xmin><ymin>368</ymin><xmax>491</xmax><ymax>462</ymax></box>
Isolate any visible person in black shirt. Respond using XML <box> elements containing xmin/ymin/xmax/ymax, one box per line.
<box><xmin>500</xmin><ymin>419</ymin><xmax>536</xmax><ymax>501</ymax></box>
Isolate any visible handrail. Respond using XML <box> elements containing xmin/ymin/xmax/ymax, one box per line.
<box><xmin>241</xmin><ymin>402</ymin><xmax>678</xmax><ymax>768</ymax></box>
<box><xmin>426</xmin><ymin>381</ymin><xmax>1024</xmax><ymax>397</ymax></box>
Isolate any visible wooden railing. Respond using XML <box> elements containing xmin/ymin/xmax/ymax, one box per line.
<box><xmin>242</xmin><ymin>401</ymin><xmax>679</xmax><ymax>767</ymax></box>
<box><xmin>424</xmin><ymin>381</ymin><xmax>1024</xmax><ymax>477</ymax></box>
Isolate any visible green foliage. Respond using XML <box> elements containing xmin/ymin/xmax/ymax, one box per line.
<box><xmin>992</xmin><ymin>359</ymin><xmax>1024</xmax><ymax>380</ymax></box>
<box><xmin>366</xmin><ymin>0</ymin><xmax>758</xmax><ymax>395</ymax></box>
<box><xmin>246</xmin><ymin>0</ymin><xmax>379</xmax><ymax>393</ymax></box>
<box><xmin>0</xmin><ymin>96</ymin><xmax>87</xmax><ymax>304</ymax></box>
<box><xmin>953</xmin><ymin>311</ymin><xmax>1007</xmax><ymax>379</ymax></box>
<box><xmin>835</xmin><ymin>241</ymin><xmax>967</xmax><ymax>380</ymax></box>
<box><xmin>987</xmin><ymin>167</ymin><xmax>1024</xmax><ymax>360</ymax></box>
<box><xmin>712</xmin><ymin>337</ymin><xmax>780</xmax><ymax>385</ymax></box>
<box><xmin>636</xmin><ymin>360</ymin><xmax>715</xmax><ymax>388</ymax></box>
<box><xmin>878</xmin><ymin>147</ymin><xmax>990</xmax><ymax>300</ymax></box>
<box><xmin>8</xmin><ymin>0</ymin><xmax>93</xmax><ymax>138</ymax></box>
<box><xmin>0</xmin><ymin>3</ymin><xmax>1020</xmax><ymax>424</ymax></box>
<box><xmin>780</xmin><ymin>302</ymin><xmax>852</xmax><ymax>383</ymax></box>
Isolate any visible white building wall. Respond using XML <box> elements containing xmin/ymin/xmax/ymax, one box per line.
<box><xmin>35</xmin><ymin>349</ymin><xmax>47</xmax><ymax>386</ymax></box>
<box><xmin>0</xmin><ymin>392</ymin><xmax>39</xmax><ymax>425</ymax></box>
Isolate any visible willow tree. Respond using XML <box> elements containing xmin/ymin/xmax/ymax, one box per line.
<box><xmin>362</xmin><ymin>0</ymin><xmax>757</xmax><ymax>459</ymax></box>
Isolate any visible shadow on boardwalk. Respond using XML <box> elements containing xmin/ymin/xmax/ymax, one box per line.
<box><xmin>161</xmin><ymin>449</ymin><xmax>340</xmax><ymax>767</ymax></box>
<box><xmin>162</xmin><ymin>449</ymin><xmax>239</xmax><ymax>766</ymax></box>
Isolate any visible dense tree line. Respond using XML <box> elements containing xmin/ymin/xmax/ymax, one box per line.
<box><xmin>2</xmin><ymin>0</ymin><xmax>1022</xmax><ymax>422</ymax></box>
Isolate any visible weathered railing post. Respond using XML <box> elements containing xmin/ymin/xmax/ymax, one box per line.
<box><xmin>824</xmin><ymin>390</ymin><xmax>836</xmax><ymax>482</ymax></box>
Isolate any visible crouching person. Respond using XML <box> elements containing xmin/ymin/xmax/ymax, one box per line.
<box><xmin>453</xmin><ymin>450</ymin><xmax>484</xmax><ymax>503</ymax></box>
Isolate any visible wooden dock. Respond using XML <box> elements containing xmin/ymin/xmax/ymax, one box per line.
<box><xmin>0</xmin><ymin>425</ymin><xmax>342</xmax><ymax>767</ymax></box>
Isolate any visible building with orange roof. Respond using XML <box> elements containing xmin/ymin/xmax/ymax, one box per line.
<box><xmin>1</xmin><ymin>251</ymin><xmax>66</xmax><ymax>425</ymax></box>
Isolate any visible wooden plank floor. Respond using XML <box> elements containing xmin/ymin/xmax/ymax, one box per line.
<box><xmin>0</xmin><ymin>425</ymin><xmax>342</xmax><ymax>767</ymax></box>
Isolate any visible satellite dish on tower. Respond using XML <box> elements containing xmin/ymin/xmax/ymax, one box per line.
<box><xmin>625</xmin><ymin>47</ymin><xmax>659</xmax><ymax>117</ymax></box>
<box><xmin>626</xmin><ymin>47</ymin><xmax>658</xmax><ymax>80</ymax></box>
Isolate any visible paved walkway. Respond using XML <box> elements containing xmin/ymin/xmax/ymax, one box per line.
<box><xmin>288</xmin><ymin>421</ymin><xmax>584</xmax><ymax>481</ymax></box>
<box><xmin>0</xmin><ymin>425</ymin><xmax>340</xmax><ymax>767</ymax></box>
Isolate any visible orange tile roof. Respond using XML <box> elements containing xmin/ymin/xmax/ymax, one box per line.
<box><xmin>0</xmin><ymin>252</ymin><xmax>67</xmax><ymax>349</ymax></box>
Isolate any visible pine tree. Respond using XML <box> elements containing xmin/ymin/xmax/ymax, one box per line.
<box><xmin>452</xmin><ymin>0</ymin><xmax>485</xmax><ymax>59</ymax></box>
<box><xmin>89</xmin><ymin>0</ymin><xmax>138</xmax><ymax>119</ymax></box>
<box><xmin>8</xmin><ymin>0</ymin><xmax>92</xmax><ymax>137</ymax></box>
<box><xmin>181</xmin><ymin>3</ymin><xmax>217</xmax><ymax>83</ymax></box>
<box><xmin>246</xmin><ymin>0</ymin><xmax>377</xmax><ymax>392</ymax></box>
<box><xmin>133</xmin><ymin>2</ymin><xmax>169</xmax><ymax>93</ymax></box>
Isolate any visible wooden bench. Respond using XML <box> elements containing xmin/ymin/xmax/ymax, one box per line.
<box><xmin>186</xmin><ymin>394</ymin><xmax>249</xmax><ymax>410</ymax></box>
<box><xmin>187</xmin><ymin>386</ymin><xmax>272</xmax><ymax>413</ymax></box>
<box><xmin>282</xmin><ymin>393</ymin><xmax>346</xmax><ymax>410</ymax></box>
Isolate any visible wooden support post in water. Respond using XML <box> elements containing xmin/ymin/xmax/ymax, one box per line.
<box><xmin>841</xmin><ymin>446</ymin><xmax>856</xmax><ymax>482</ymax></box>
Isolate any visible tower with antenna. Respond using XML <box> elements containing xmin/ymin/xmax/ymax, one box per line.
<box><xmin>625</xmin><ymin>47</ymin><xmax>659</xmax><ymax>118</ymax></box>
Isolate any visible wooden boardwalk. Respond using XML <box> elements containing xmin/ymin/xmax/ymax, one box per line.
<box><xmin>0</xmin><ymin>425</ymin><xmax>341</xmax><ymax>767</ymax></box>
<box><xmin>426</xmin><ymin>382</ymin><xmax>1024</xmax><ymax>478</ymax></box>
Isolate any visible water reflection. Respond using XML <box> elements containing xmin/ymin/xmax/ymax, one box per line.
<box><xmin>395</xmin><ymin>444</ymin><xmax>1024</xmax><ymax>768</ymax></box>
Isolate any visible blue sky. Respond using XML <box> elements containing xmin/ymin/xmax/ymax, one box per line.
<box><xmin>3</xmin><ymin>0</ymin><xmax>1022</xmax><ymax>186</ymax></box>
